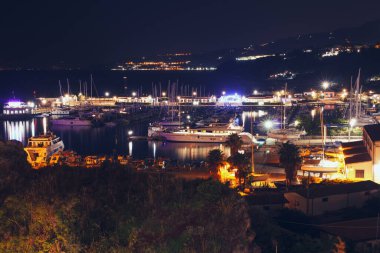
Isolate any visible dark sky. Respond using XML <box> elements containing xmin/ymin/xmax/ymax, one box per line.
<box><xmin>1</xmin><ymin>0</ymin><xmax>380</xmax><ymax>67</ymax></box>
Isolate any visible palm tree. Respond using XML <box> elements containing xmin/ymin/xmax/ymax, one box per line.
<box><xmin>228</xmin><ymin>153</ymin><xmax>250</xmax><ymax>187</ymax></box>
<box><xmin>278</xmin><ymin>141</ymin><xmax>301</xmax><ymax>189</ymax></box>
<box><xmin>226</xmin><ymin>133</ymin><xmax>243</xmax><ymax>155</ymax></box>
<box><xmin>207</xmin><ymin>149</ymin><xmax>224</xmax><ymax>178</ymax></box>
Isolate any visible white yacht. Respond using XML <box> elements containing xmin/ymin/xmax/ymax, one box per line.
<box><xmin>160</xmin><ymin>123</ymin><xmax>255</xmax><ymax>143</ymax></box>
<box><xmin>24</xmin><ymin>132</ymin><xmax>65</xmax><ymax>168</ymax></box>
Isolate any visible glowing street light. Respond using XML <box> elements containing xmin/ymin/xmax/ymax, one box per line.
<box><xmin>222</xmin><ymin>91</ymin><xmax>226</xmax><ymax>95</ymax></box>
<box><xmin>162</xmin><ymin>92</ymin><xmax>166</xmax><ymax>97</ymax></box>
<box><xmin>192</xmin><ymin>91</ymin><xmax>197</xmax><ymax>96</ymax></box>
<box><xmin>349</xmin><ymin>118</ymin><xmax>357</xmax><ymax>140</ymax></box>
<box><xmin>322</xmin><ymin>81</ymin><xmax>330</xmax><ymax>90</ymax></box>
<box><xmin>128</xmin><ymin>130</ymin><xmax>133</xmax><ymax>136</ymax></box>
<box><xmin>105</xmin><ymin>91</ymin><xmax>110</xmax><ymax>97</ymax></box>
<box><xmin>264</xmin><ymin>120</ymin><xmax>273</xmax><ymax>130</ymax></box>
<box><xmin>132</xmin><ymin>92</ymin><xmax>137</xmax><ymax>97</ymax></box>
<box><xmin>349</xmin><ymin>118</ymin><xmax>357</xmax><ymax>128</ymax></box>
<box><xmin>294</xmin><ymin>120</ymin><xmax>300</xmax><ymax>127</ymax></box>
<box><xmin>253</xmin><ymin>90</ymin><xmax>258</xmax><ymax>95</ymax></box>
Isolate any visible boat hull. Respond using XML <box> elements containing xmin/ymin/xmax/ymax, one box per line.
<box><xmin>51</xmin><ymin>119</ymin><xmax>92</xmax><ymax>126</ymax></box>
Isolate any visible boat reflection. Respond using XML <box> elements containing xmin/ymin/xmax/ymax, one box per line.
<box><xmin>1</xmin><ymin>118</ymin><xmax>231</xmax><ymax>162</ymax></box>
<box><xmin>148</xmin><ymin>142</ymin><xmax>230</xmax><ymax>161</ymax></box>
<box><xmin>3</xmin><ymin>120</ymin><xmax>36</xmax><ymax>145</ymax></box>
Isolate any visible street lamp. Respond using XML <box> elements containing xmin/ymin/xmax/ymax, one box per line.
<box><xmin>192</xmin><ymin>91</ymin><xmax>197</xmax><ymax>96</ymax></box>
<box><xmin>132</xmin><ymin>92</ymin><xmax>137</xmax><ymax>97</ymax></box>
<box><xmin>349</xmin><ymin>118</ymin><xmax>357</xmax><ymax>140</ymax></box>
<box><xmin>222</xmin><ymin>91</ymin><xmax>226</xmax><ymax>95</ymax></box>
<box><xmin>105</xmin><ymin>91</ymin><xmax>110</xmax><ymax>97</ymax></box>
<box><xmin>162</xmin><ymin>92</ymin><xmax>166</xmax><ymax>97</ymax></box>
<box><xmin>322</xmin><ymin>81</ymin><xmax>330</xmax><ymax>90</ymax></box>
<box><xmin>264</xmin><ymin>120</ymin><xmax>273</xmax><ymax>133</ymax></box>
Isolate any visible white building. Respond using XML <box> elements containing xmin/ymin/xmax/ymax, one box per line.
<box><xmin>285</xmin><ymin>181</ymin><xmax>379</xmax><ymax>216</ymax></box>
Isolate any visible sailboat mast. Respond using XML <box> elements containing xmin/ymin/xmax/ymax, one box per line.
<box><xmin>58</xmin><ymin>80</ymin><xmax>62</xmax><ymax>97</ymax></box>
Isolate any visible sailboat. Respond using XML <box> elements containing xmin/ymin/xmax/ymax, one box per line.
<box><xmin>267</xmin><ymin>83</ymin><xmax>306</xmax><ymax>141</ymax></box>
<box><xmin>348</xmin><ymin>69</ymin><xmax>376</xmax><ymax>126</ymax></box>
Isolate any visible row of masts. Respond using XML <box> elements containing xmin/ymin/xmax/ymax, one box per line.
<box><xmin>349</xmin><ymin>69</ymin><xmax>363</xmax><ymax>121</ymax></box>
<box><xmin>58</xmin><ymin>75</ymin><xmax>98</xmax><ymax>98</ymax></box>
<box><xmin>151</xmin><ymin>81</ymin><xmax>209</xmax><ymax>101</ymax></box>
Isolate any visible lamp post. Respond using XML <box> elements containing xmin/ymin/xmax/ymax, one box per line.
<box><xmin>349</xmin><ymin>118</ymin><xmax>357</xmax><ymax>140</ymax></box>
<box><xmin>264</xmin><ymin>120</ymin><xmax>273</xmax><ymax>134</ymax></box>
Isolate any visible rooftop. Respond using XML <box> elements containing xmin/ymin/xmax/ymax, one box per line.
<box><xmin>246</xmin><ymin>193</ymin><xmax>288</xmax><ymax>206</ymax></box>
<box><xmin>363</xmin><ymin>124</ymin><xmax>380</xmax><ymax>142</ymax></box>
<box><xmin>289</xmin><ymin>181</ymin><xmax>379</xmax><ymax>199</ymax></box>
<box><xmin>343</xmin><ymin>146</ymin><xmax>368</xmax><ymax>156</ymax></box>
<box><xmin>344</xmin><ymin>153</ymin><xmax>372</xmax><ymax>164</ymax></box>
<box><xmin>341</xmin><ymin>141</ymin><xmax>364</xmax><ymax>149</ymax></box>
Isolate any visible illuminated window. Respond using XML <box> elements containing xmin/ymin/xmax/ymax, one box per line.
<box><xmin>355</xmin><ymin>170</ymin><xmax>365</xmax><ymax>178</ymax></box>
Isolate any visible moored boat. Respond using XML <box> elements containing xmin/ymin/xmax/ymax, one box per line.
<box><xmin>24</xmin><ymin>132</ymin><xmax>65</xmax><ymax>168</ymax></box>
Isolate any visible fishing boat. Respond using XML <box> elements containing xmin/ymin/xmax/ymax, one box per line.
<box><xmin>24</xmin><ymin>132</ymin><xmax>65</xmax><ymax>168</ymax></box>
<box><xmin>267</xmin><ymin>128</ymin><xmax>306</xmax><ymax>141</ymax></box>
<box><xmin>50</xmin><ymin>117</ymin><xmax>92</xmax><ymax>126</ymax></box>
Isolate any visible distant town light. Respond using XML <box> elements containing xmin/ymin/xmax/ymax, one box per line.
<box><xmin>162</xmin><ymin>92</ymin><xmax>166</xmax><ymax>96</ymax></box>
<box><xmin>192</xmin><ymin>92</ymin><xmax>197</xmax><ymax>96</ymax></box>
<box><xmin>322</xmin><ymin>81</ymin><xmax>330</xmax><ymax>90</ymax></box>
<box><xmin>222</xmin><ymin>91</ymin><xmax>226</xmax><ymax>95</ymax></box>
<box><xmin>132</xmin><ymin>92</ymin><xmax>137</xmax><ymax>97</ymax></box>
<box><xmin>253</xmin><ymin>90</ymin><xmax>258</xmax><ymax>95</ymax></box>
<box><xmin>105</xmin><ymin>91</ymin><xmax>110</xmax><ymax>97</ymax></box>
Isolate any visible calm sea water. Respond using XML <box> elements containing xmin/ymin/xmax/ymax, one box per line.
<box><xmin>0</xmin><ymin>118</ymin><xmax>232</xmax><ymax>161</ymax></box>
<box><xmin>0</xmin><ymin>110</ymin><xmax>271</xmax><ymax>161</ymax></box>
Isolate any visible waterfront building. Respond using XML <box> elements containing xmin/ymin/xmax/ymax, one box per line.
<box><xmin>285</xmin><ymin>181</ymin><xmax>379</xmax><ymax>216</ymax></box>
<box><xmin>363</xmin><ymin>124</ymin><xmax>380</xmax><ymax>182</ymax></box>
<box><xmin>1</xmin><ymin>100</ymin><xmax>35</xmax><ymax>119</ymax></box>
<box><xmin>341</xmin><ymin>124</ymin><xmax>380</xmax><ymax>183</ymax></box>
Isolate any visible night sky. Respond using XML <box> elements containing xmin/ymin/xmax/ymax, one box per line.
<box><xmin>1</xmin><ymin>0</ymin><xmax>380</xmax><ymax>67</ymax></box>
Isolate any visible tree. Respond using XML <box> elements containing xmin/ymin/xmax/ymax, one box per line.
<box><xmin>228</xmin><ymin>153</ymin><xmax>250</xmax><ymax>187</ymax></box>
<box><xmin>226</xmin><ymin>133</ymin><xmax>243</xmax><ymax>155</ymax></box>
<box><xmin>278</xmin><ymin>141</ymin><xmax>301</xmax><ymax>188</ymax></box>
<box><xmin>206</xmin><ymin>149</ymin><xmax>224</xmax><ymax>177</ymax></box>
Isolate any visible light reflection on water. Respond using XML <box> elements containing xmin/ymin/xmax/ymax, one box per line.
<box><xmin>0</xmin><ymin>118</ymin><xmax>231</xmax><ymax>161</ymax></box>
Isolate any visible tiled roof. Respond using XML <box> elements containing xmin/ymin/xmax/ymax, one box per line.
<box><xmin>246</xmin><ymin>193</ymin><xmax>288</xmax><ymax>205</ymax></box>
<box><xmin>364</xmin><ymin>124</ymin><xmax>380</xmax><ymax>142</ymax></box>
<box><xmin>289</xmin><ymin>181</ymin><xmax>379</xmax><ymax>199</ymax></box>
<box><xmin>344</xmin><ymin>153</ymin><xmax>372</xmax><ymax>164</ymax></box>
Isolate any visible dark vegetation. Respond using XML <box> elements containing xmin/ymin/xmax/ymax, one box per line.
<box><xmin>0</xmin><ymin>141</ymin><xmax>252</xmax><ymax>252</ymax></box>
